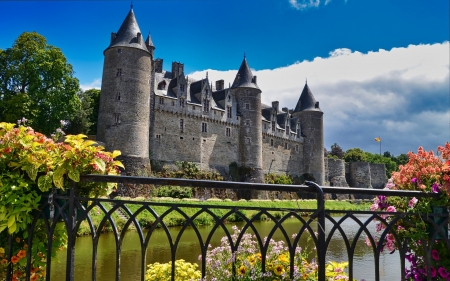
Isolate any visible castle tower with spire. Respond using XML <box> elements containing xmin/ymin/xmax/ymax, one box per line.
<box><xmin>292</xmin><ymin>83</ymin><xmax>324</xmax><ymax>185</ymax></box>
<box><xmin>97</xmin><ymin>8</ymin><xmax>153</xmax><ymax>175</ymax></box>
<box><xmin>232</xmin><ymin>57</ymin><xmax>264</xmax><ymax>183</ymax></box>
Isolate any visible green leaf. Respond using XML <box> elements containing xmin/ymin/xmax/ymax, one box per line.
<box><xmin>38</xmin><ymin>174</ymin><xmax>52</xmax><ymax>192</ymax></box>
<box><xmin>93</xmin><ymin>159</ymin><xmax>106</xmax><ymax>172</ymax></box>
<box><xmin>7</xmin><ymin>215</ymin><xmax>15</xmax><ymax>228</ymax></box>
<box><xmin>68</xmin><ymin>168</ymin><xmax>80</xmax><ymax>182</ymax></box>
<box><xmin>53</xmin><ymin>165</ymin><xmax>66</xmax><ymax>188</ymax></box>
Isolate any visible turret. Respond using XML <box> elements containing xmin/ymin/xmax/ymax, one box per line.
<box><xmin>291</xmin><ymin>82</ymin><xmax>324</xmax><ymax>185</ymax></box>
<box><xmin>97</xmin><ymin>8</ymin><xmax>152</xmax><ymax>180</ymax></box>
<box><xmin>232</xmin><ymin>56</ymin><xmax>264</xmax><ymax>186</ymax></box>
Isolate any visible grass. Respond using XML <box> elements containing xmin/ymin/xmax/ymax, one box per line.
<box><xmin>76</xmin><ymin>198</ymin><xmax>371</xmax><ymax>236</ymax></box>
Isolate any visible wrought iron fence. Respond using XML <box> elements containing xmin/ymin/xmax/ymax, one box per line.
<box><xmin>2</xmin><ymin>175</ymin><xmax>449</xmax><ymax>281</ymax></box>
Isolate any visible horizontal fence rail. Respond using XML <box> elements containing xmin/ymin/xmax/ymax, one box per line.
<box><xmin>3</xmin><ymin>175</ymin><xmax>449</xmax><ymax>281</ymax></box>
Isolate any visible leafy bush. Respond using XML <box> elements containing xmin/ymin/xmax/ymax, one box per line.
<box><xmin>153</xmin><ymin>185</ymin><xmax>193</xmax><ymax>199</ymax></box>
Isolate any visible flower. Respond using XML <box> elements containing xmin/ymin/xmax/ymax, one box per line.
<box><xmin>408</xmin><ymin>197</ymin><xmax>418</xmax><ymax>208</ymax></box>
<box><xmin>431</xmin><ymin>250</ymin><xmax>440</xmax><ymax>261</ymax></box>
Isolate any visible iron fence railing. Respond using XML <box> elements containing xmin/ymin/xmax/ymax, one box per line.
<box><xmin>3</xmin><ymin>175</ymin><xmax>449</xmax><ymax>281</ymax></box>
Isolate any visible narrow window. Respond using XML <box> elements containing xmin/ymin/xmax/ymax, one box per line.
<box><xmin>245</xmin><ymin>103</ymin><xmax>250</xmax><ymax>110</ymax></box>
<box><xmin>116</xmin><ymin>68</ymin><xmax>122</xmax><ymax>77</ymax></box>
<box><xmin>202</xmin><ymin>122</ymin><xmax>207</xmax><ymax>132</ymax></box>
<box><xmin>117</xmin><ymin>49</ymin><xmax>122</xmax><ymax>54</ymax></box>
<box><xmin>296</xmin><ymin>144</ymin><xmax>299</xmax><ymax>152</ymax></box>
<box><xmin>179</xmin><ymin>98</ymin><xmax>185</xmax><ymax>107</ymax></box>
<box><xmin>114</xmin><ymin>113</ymin><xmax>120</xmax><ymax>125</ymax></box>
<box><xmin>192</xmin><ymin>105</ymin><xmax>195</xmax><ymax>110</ymax></box>
<box><xmin>226</xmin><ymin>127</ymin><xmax>231</xmax><ymax>137</ymax></box>
<box><xmin>156</xmin><ymin>134</ymin><xmax>161</xmax><ymax>139</ymax></box>
<box><xmin>180</xmin><ymin>84</ymin><xmax>185</xmax><ymax>91</ymax></box>
<box><xmin>286</xmin><ymin>126</ymin><xmax>290</xmax><ymax>134</ymax></box>
<box><xmin>270</xmin><ymin>139</ymin><xmax>274</xmax><ymax>147</ymax></box>
<box><xmin>172</xmin><ymin>101</ymin><xmax>175</xmax><ymax>106</ymax></box>
<box><xmin>203</xmin><ymin>99</ymin><xmax>209</xmax><ymax>112</ymax></box>
<box><xmin>227</xmin><ymin>106</ymin><xmax>232</xmax><ymax>118</ymax></box>
<box><xmin>285</xmin><ymin>143</ymin><xmax>288</xmax><ymax>149</ymax></box>
<box><xmin>245</xmin><ymin>137</ymin><xmax>251</xmax><ymax>144</ymax></box>
<box><xmin>264</xmin><ymin>124</ymin><xmax>266</xmax><ymax>129</ymax></box>
<box><xmin>116</xmin><ymin>92</ymin><xmax>121</xmax><ymax>101</ymax></box>
<box><xmin>272</xmin><ymin>121</ymin><xmax>276</xmax><ymax>132</ymax></box>
<box><xmin>159</xmin><ymin>97</ymin><xmax>164</xmax><ymax>104</ymax></box>
<box><xmin>180</xmin><ymin>119</ymin><xmax>184</xmax><ymax>131</ymax></box>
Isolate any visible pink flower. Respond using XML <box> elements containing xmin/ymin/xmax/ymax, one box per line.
<box><xmin>408</xmin><ymin>197</ymin><xmax>418</xmax><ymax>208</ymax></box>
<box><xmin>438</xmin><ymin>267</ymin><xmax>449</xmax><ymax>278</ymax></box>
<box><xmin>431</xmin><ymin>249</ymin><xmax>440</xmax><ymax>261</ymax></box>
<box><xmin>370</xmin><ymin>203</ymin><xmax>379</xmax><ymax>211</ymax></box>
<box><xmin>386</xmin><ymin>206</ymin><xmax>396</xmax><ymax>212</ymax></box>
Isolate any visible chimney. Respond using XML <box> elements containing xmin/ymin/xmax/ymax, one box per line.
<box><xmin>282</xmin><ymin>107</ymin><xmax>288</xmax><ymax>113</ymax></box>
<box><xmin>171</xmin><ymin>62</ymin><xmax>179</xmax><ymax>79</ymax></box>
<box><xmin>110</xmin><ymin>32</ymin><xmax>117</xmax><ymax>44</ymax></box>
<box><xmin>154</xmin><ymin>58</ymin><xmax>163</xmax><ymax>73</ymax></box>
<box><xmin>272</xmin><ymin>101</ymin><xmax>279</xmax><ymax>112</ymax></box>
<box><xmin>216</xmin><ymin>80</ymin><xmax>224</xmax><ymax>91</ymax></box>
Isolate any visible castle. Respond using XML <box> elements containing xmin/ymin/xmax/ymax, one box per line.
<box><xmin>96</xmin><ymin>8</ymin><xmax>325</xmax><ymax>186</ymax></box>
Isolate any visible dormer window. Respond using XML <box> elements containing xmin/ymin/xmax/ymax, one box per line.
<box><xmin>179</xmin><ymin>98</ymin><xmax>185</xmax><ymax>107</ymax></box>
<box><xmin>203</xmin><ymin>99</ymin><xmax>209</xmax><ymax>112</ymax></box>
<box><xmin>227</xmin><ymin>106</ymin><xmax>232</xmax><ymax>118</ymax></box>
<box><xmin>158</xmin><ymin>81</ymin><xmax>166</xmax><ymax>90</ymax></box>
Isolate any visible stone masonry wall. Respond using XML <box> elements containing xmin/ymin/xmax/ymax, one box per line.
<box><xmin>261</xmin><ymin>134</ymin><xmax>303</xmax><ymax>176</ymax></box>
<box><xmin>370</xmin><ymin>163</ymin><xmax>386</xmax><ymax>189</ymax></box>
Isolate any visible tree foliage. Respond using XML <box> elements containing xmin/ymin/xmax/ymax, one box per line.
<box><xmin>328</xmin><ymin>143</ymin><xmax>344</xmax><ymax>159</ymax></box>
<box><xmin>0</xmin><ymin>32</ymin><xmax>80</xmax><ymax>134</ymax></box>
<box><xmin>65</xmin><ymin>88</ymin><xmax>100</xmax><ymax>135</ymax></box>
<box><xmin>343</xmin><ymin>148</ymin><xmax>367</xmax><ymax>162</ymax></box>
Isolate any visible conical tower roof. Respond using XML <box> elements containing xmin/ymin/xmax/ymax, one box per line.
<box><xmin>106</xmin><ymin>9</ymin><xmax>149</xmax><ymax>53</ymax></box>
<box><xmin>293</xmin><ymin>83</ymin><xmax>321</xmax><ymax>112</ymax></box>
<box><xmin>145</xmin><ymin>32</ymin><xmax>154</xmax><ymax>48</ymax></box>
<box><xmin>231</xmin><ymin>57</ymin><xmax>260</xmax><ymax>91</ymax></box>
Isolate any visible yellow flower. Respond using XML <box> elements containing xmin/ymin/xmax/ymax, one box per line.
<box><xmin>278</xmin><ymin>254</ymin><xmax>289</xmax><ymax>263</ymax></box>
<box><xmin>238</xmin><ymin>265</ymin><xmax>247</xmax><ymax>275</ymax></box>
<box><xmin>273</xmin><ymin>264</ymin><xmax>285</xmax><ymax>276</ymax></box>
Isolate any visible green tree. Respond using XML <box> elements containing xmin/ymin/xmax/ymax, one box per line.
<box><xmin>65</xmin><ymin>88</ymin><xmax>100</xmax><ymax>135</ymax></box>
<box><xmin>344</xmin><ymin>148</ymin><xmax>367</xmax><ymax>162</ymax></box>
<box><xmin>329</xmin><ymin>143</ymin><xmax>344</xmax><ymax>159</ymax></box>
<box><xmin>0</xmin><ymin>32</ymin><xmax>80</xmax><ymax>134</ymax></box>
<box><xmin>365</xmin><ymin>152</ymin><xmax>398</xmax><ymax>178</ymax></box>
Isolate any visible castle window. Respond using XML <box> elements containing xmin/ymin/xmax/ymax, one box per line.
<box><xmin>117</xmin><ymin>49</ymin><xmax>122</xmax><ymax>54</ymax></box>
<box><xmin>114</xmin><ymin>113</ymin><xmax>120</xmax><ymax>125</ymax></box>
<box><xmin>226</xmin><ymin>127</ymin><xmax>231</xmax><ymax>137</ymax></box>
<box><xmin>116</xmin><ymin>92</ymin><xmax>121</xmax><ymax>101</ymax></box>
<box><xmin>159</xmin><ymin>97</ymin><xmax>164</xmax><ymax>104</ymax></box>
<box><xmin>192</xmin><ymin>105</ymin><xmax>195</xmax><ymax>110</ymax></box>
<box><xmin>158</xmin><ymin>81</ymin><xmax>166</xmax><ymax>90</ymax></box>
<box><xmin>202</xmin><ymin>122</ymin><xmax>207</xmax><ymax>133</ymax></box>
<box><xmin>296</xmin><ymin>144</ymin><xmax>299</xmax><ymax>152</ymax></box>
<box><xmin>270</xmin><ymin>139</ymin><xmax>274</xmax><ymax>147</ymax></box>
<box><xmin>228</xmin><ymin>95</ymin><xmax>231</xmax><ymax>101</ymax></box>
<box><xmin>245</xmin><ymin>103</ymin><xmax>250</xmax><ymax>110</ymax></box>
<box><xmin>286</xmin><ymin>126</ymin><xmax>290</xmax><ymax>134</ymax></box>
<box><xmin>156</xmin><ymin>134</ymin><xmax>161</xmax><ymax>139</ymax></box>
<box><xmin>264</xmin><ymin>124</ymin><xmax>266</xmax><ymax>129</ymax></box>
<box><xmin>272</xmin><ymin>121</ymin><xmax>276</xmax><ymax>132</ymax></box>
<box><xmin>180</xmin><ymin>84</ymin><xmax>185</xmax><ymax>91</ymax></box>
<box><xmin>227</xmin><ymin>106</ymin><xmax>232</xmax><ymax>118</ymax></box>
<box><xmin>203</xmin><ymin>99</ymin><xmax>209</xmax><ymax>112</ymax></box>
<box><xmin>245</xmin><ymin>137</ymin><xmax>251</xmax><ymax>144</ymax></box>
<box><xmin>180</xmin><ymin>119</ymin><xmax>184</xmax><ymax>131</ymax></box>
<box><xmin>179</xmin><ymin>98</ymin><xmax>185</xmax><ymax>107</ymax></box>
<box><xmin>285</xmin><ymin>143</ymin><xmax>288</xmax><ymax>149</ymax></box>
<box><xmin>116</xmin><ymin>68</ymin><xmax>122</xmax><ymax>77</ymax></box>
<box><xmin>172</xmin><ymin>101</ymin><xmax>175</xmax><ymax>106</ymax></box>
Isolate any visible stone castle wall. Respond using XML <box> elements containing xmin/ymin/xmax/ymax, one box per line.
<box><xmin>369</xmin><ymin>163</ymin><xmax>386</xmax><ymax>189</ymax></box>
<box><xmin>261</xmin><ymin>134</ymin><xmax>303</xmax><ymax>175</ymax></box>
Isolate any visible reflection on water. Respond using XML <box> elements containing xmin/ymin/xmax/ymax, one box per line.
<box><xmin>51</xmin><ymin>215</ymin><xmax>401</xmax><ymax>281</ymax></box>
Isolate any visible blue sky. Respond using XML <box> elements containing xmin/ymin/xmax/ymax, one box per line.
<box><xmin>1</xmin><ymin>0</ymin><xmax>449</xmax><ymax>156</ymax></box>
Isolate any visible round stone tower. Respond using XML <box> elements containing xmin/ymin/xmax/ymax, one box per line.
<box><xmin>232</xmin><ymin>57</ymin><xmax>264</xmax><ymax>184</ymax></box>
<box><xmin>292</xmin><ymin>83</ymin><xmax>325</xmax><ymax>186</ymax></box>
<box><xmin>97</xmin><ymin>8</ymin><xmax>153</xmax><ymax>176</ymax></box>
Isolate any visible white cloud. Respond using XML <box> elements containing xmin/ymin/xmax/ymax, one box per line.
<box><xmin>189</xmin><ymin>42</ymin><xmax>450</xmax><ymax>156</ymax></box>
<box><xmin>80</xmin><ymin>78</ymin><xmax>101</xmax><ymax>91</ymax></box>
<box><xmin>289</xmin><ymin>0</ymin><xmax>320</xmax><ymax>10</ymax></box>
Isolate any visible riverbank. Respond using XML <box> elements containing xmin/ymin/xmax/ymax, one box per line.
<box><xmin>77</xmin><ymin>198</ymin><xmax>371</xmax><ymax>236</ymax></box>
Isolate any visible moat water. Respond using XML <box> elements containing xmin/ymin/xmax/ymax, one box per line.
<box><xmin>50</xmin><ymin>214</ymin><xmax>401</xmax><ymax>281</ymax></box>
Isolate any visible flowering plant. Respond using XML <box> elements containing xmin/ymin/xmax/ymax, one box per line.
<box><xmin>200</xmin><ymin>226</ymin><xmax>353</xmax><ymax>281</ymax></box>
<box><xmin>369</xmin><ymin>143</ymin><xmax>450</xmax><ymax>280</ymax></box>
<box><xmin>145</xmin><ymin>259</ymin><xmax>202</xmax><ymax>281</ymax></box>
<box><xmin>0</xmin><ymin>121</ymin><xmax>123</xmax><ymax>280</ymax></box>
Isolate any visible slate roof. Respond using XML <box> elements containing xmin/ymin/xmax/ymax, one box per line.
<box><xmin>166</xmin><ymin>77</ymin><xmax>178</xmax><ymax>98</ymax></box>
<box><xmin>261</xmin><ymin>108</ymin><xmax>272</xmax><ymax>121</ymax></box>
<box><xmin>277</xmin><ymin>113</ymin><xmax>288</xmax><ymax>129</ymax></box>
<box><xmin>106</xmin><ymin>9</ymin><xmax>149</xmax><ymax>54</ymax></box>
<box><xmin>293</xmin><ymin>83</ymin><xmax>321</xmax><ymax>112</ymax></box>
<box><xmin>189</xmin><ymin>80</ymin><xmax>204</xmax><ymax>104</ymax></box>
<box><xmin>212</xmin><ymin>90</ymin><xmax>226</xmax><ymax>110</ymax></box>
<box><xmin>231</xmin><ymin>58</ymin><xmax>261</xmax><ymax>91</ymax></box>
<box><xmin>145</xmin><ymin>33</ymin><xmax>154</xmax><ymax>48</ymax></box>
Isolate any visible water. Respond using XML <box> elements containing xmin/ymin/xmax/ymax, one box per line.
<box><xmin>50</xmin><ymin>214</ymin><xmax>401</xmax><ymax>281</ymax></box>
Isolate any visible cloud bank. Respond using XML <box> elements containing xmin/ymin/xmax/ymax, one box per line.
<box><xmin>189</xmin><ymin>42</ymin><xmax>450</xmax><ymax>156</ymax></box>
<box><xmin>289</xmin><ymin>0</ymin><xmax>331</xmax><ymax>10</ymax></box>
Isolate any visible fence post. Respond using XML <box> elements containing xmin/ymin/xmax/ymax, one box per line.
<box><xmin>306</xmin><ymin>181</ymin><xmax>326</xmax><ymax>281</ymax></box>
<box><xmin>65</xmin><ymin>182</ymin><xmax>77</xmax><ymax>281</ymax></box>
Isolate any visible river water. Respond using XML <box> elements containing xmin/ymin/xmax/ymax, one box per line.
<box><xmin>50</xmin><ymin>214</ymin><xmax>402</xmax><ymax>281</ymax></box>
